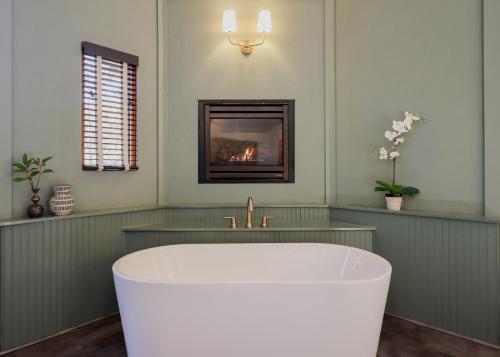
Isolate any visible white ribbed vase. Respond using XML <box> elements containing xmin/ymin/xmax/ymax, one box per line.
<box><xmin>49</xmin><ymin>185</ymin><xmax>75</xmax><ymax>216</ymax></box>
<box><xmin>385</xmin><ymin>196</ymin><xmax>403</xmax><ymax>211</ymax></box>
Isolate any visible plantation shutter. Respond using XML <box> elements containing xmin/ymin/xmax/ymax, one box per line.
<box><xmin>82</xmin><ymin>42</ymin><xmax>138</xmax><ymax>171</ymax></box>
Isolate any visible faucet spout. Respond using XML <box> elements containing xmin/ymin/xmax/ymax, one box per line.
<box><xmin>245</xmin><ymin>196</ymin><xmax>254</xmax><ymax>228</ymax></box>
<box><xmin>247</xmin><ymin>196</ymin><xmax>254</xmax><ymax>212</ymax></box>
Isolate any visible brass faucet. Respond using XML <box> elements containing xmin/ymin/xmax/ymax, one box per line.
<box><xmin>224</xmin><ymin>216</ymin><xmax>237</xmax><ymax>229</ymax></box>
<box><xmin>245</xmin><ymin>196</ymin><xmax>254</xmax><ymax>229</ymax></box>
<box><xmin>260</xmin><ymin>216</ymin><xmax>274</xmax><ymax>228</ymax></box>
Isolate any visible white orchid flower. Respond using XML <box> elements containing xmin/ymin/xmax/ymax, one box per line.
<box><xmin>403</xmin><ymin>117</ymin><xmax>413</xmax><ymax>130</ymax></box>
<box><xmin>395</xmin><ymin>137</ymin><xmax>405</xmax><ymax>145</ymax></box>
<box><xmin>384</xmin><ymin>131</ymin><xmax>399</xmax><ymax>142</ymax></box>
<box><xmin>378</xmin><ymin>147</ymin><xmax>388</xmax><ymax>160</ymax></box>
<box><xmin>405</xmin><ymin>111</ymin><xmax>421</xmax><ymax>121</ymax></box>
<box><xmin>392</xmin><ymin>120</ymin><xmax>408</xmax><ymax>134</ymax></box>
<box><xmin>389</xmin><ymin>150</ymin><xmax>400</xmax><ymax>159</ymax></box>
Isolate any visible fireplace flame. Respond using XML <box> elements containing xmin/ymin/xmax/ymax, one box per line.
<box><xmin>229</xmin><ymin>145</ymin><xmax>257</xmax><ymax>162</ymax></box>
<box><xmin>243</xmin><ymin>146</ymin><xmax>256</xmax><ymax>161</ymax></box>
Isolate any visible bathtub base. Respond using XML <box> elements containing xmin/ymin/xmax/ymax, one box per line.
<box><xmin>118</xmin><ymin>283</ymin><xmax>387</xmax><ymax>357</ymax></box>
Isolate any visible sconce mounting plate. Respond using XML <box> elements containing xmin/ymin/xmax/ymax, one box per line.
<box><xmin>240</xmin><ymin>40</ymin><xmax>253</xmax><ymax>55</ymax></box>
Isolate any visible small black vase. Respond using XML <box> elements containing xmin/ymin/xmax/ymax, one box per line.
<box><xmin>27</xmin><ymin>188</ymin><xmax>44</xmax><ymax>218</ymax></box>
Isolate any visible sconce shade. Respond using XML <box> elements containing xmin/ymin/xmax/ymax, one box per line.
<box><xmin>257</xmin><ymin>10</ymin><xmax>272</xmax><ymax>33</ymax></box>
<box><xmin>223</xmin><ymin>10</ymin><xmax>237</xmax><ymax>32</ymax></box>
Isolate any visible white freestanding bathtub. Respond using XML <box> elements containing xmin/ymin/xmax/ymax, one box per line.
<box><xmin>113</xmin><ymin>243</ymin><xmax>391</xmax><ymax>357</ymax></box>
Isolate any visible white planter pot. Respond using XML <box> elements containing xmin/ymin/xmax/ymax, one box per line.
<box><xmin>385</xmin><ymin>196</ymin><xmax>403</xmax><ymax>211</ymax></box>
<box><xmin>49</xmin><ymin>185</ymin><xmax>75</xmax><ymax>216</ymax></box>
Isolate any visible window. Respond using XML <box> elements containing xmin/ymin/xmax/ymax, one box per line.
<box><xmin>82</xmin><ymin>42</ymin><xmax>138</xmax><ymax>171</ymax></box>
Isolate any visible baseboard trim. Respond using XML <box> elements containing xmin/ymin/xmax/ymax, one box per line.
<box><xmin>386</xmin><ymin>313</ymin><xmax>500</xmax><ymax>350</ymax></box>
<box><xmin>0</xmin><ymin>313</ymin><xmax>119</xmax><ymax>355</ymax></box>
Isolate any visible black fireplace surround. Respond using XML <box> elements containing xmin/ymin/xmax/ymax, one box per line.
<box><xmin>198</xmin><ymin>100</ymin><xmax>295</xmax><ymax>183</ymax></box>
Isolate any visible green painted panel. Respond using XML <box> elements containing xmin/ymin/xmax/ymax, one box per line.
<box><xmin>164</xmin><ymin>0</ymin><xmax>327</xmax><ymax>205</ymax></box>
<box><xmin>123</xmin><ymin>221</ymin><xmax>375</xmax><ymax>232</ymax></box>
<box><xmin>162</xmin><ymin>206</ymin><xmax>331</xmax><ymax>225</ymax></box>
<box><xmin>335</xmin><ymin>0</ymin><xmax>484</xmax><ymax>215</ymax></box>
<box><xmin>484</xmin><ymin>0</ymin><xmax>500</xmax><ymax>217</ymax></box>
<box><xmin>0</xmin><ymin>209</ymin><xmax>167</xmax><ymax>350</ymax></box>
<box><xmin>331</xmin><ymin>208</ymin><xmax>500</xmax><ymax>346</ymax></box>
<box><xmin>0</xmin><ymin>0</ymin><xmax>12</xmax><ymax>219</ymax></box>
<box><xmin>8</xmin><ymin>0</ymin><xmax>159</xmax><ymax>217</ymax></box>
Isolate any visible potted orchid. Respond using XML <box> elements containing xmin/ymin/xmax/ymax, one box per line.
<box><xmin>375</xmin><ymin>112</ymin><xmax>423</xmax><ymax>211</ymax></box>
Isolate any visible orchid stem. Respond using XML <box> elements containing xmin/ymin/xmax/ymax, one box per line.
<box><xmin>392</xmin><ymin>157</ymin><xmax>396</xmax><ymax>186</ymax></box>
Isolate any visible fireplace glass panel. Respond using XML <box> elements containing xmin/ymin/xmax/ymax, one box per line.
<box><xmin>210</xmin><ymin>119</ymin><xmax>283</xmax><ymax>166</ymax></box>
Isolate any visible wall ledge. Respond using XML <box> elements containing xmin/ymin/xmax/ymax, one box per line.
<box><xmin>330</xmin><ymin>204</ymin><xmax>500</xmax><ymax>224</ymax></box>
<box><xmin>163</xmin><ymin>204</ymin><xmax>329</xmax><ymax>209</ymax></box>
<box><xmin>0</xmin><ymin>205</ymin><xmax>166</xmax><ymax>227</ymax></box>
<box><xmin>3</xmin><ymin>203</ymin><xmax>498</xmax><ymax>227</ymax></box>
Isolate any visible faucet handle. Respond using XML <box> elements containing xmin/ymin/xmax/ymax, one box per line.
<box><xmin>260</xmin><ymin>216</ymin><xmax>274</xmax><ymax>228</ymax></box>
<box><xmin>224</xmin><ymin>216</ymin><xmax>237</xmax><ymax>229</ymax></box>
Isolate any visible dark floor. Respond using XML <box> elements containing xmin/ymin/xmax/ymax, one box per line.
<box><xmin>3</xmin><ymin>315</ymin><xmax>499</xmax><ymax>357</ymax></box>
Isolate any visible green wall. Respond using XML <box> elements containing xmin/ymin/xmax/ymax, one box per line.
<box><xmin>484</xmin><ymin>0</ymin><xmax>500</xmax><ymax>217</ymax></box>
<box><xmin>0</xmin><ymin>0</ymin><xmax>13</xmax><ymax>219</ymax></box>
<box><xmin>163</xmin><ymin>0</ymin><xmax>327</xmax><ymax>205</ymax></box>
<box><xmin>1</xmin><ymin>0</ymin><xmax>159</xmax><ymax>218</ymax></box>
<box><xmin>3</xmin><ymin>0</ymin><xmax>500</xmax><ymax>219</ymax></box>
<box><xmin>161</xmin><ymin>0</ymin><xmax>500</xmax><ymax>218</ymax></box>
<box><xmin>335</xmin><ymin>0</ymin><xmax>484</xmax><ymax>215</ymax></box>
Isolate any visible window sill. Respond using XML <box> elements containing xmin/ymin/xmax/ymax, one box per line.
<box><xmin>82</xmin><ymin>166</ymin><xmax>139</xmax><ymax>171</ymax></box>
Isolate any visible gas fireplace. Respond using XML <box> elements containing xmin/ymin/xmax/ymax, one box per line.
<box><xmin>199</xmin><ymin>100</ymin><xmax>295</xmax><ymax>183</ymax></box>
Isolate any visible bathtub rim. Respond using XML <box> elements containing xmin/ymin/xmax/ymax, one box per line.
<box><xmin>112</xmin><ymin>243</ymin><xmax>392</xmax><ymax>285</ymax></box>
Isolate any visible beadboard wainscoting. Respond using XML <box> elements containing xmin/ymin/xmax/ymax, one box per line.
<box><xmin>331</xmin><ymin>206</ymin><xmax>500</xmax><ymax>346</ymax></box>
<box><xmin>1</xmin><ymin>205</ymin><xmax>499</xmax><ymax>351</ymax></box>
<box><xmin>160</xmin><ymin>206</ymin><xmax>331</xmax><ymax>225</ymax></box>
<box><xmin>121</xmin><ymin>206</ymin><xmax>373</xmax><ymax>252</ymax></box>
<box><xmin>122</xmin><ymin>230</ymin><xmax>373</xmax><ymax>254</ymax></box>
<box><xmin>0</xmin><ymin>205</ymin><xmax>358</xmax><ymax>351</ymax></box>
<box><xmin>0</xmin><ymin>208</ymin><xmax>168</xmax><ymax>351</ymax></box>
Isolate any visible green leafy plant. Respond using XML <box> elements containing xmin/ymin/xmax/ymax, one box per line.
<box><xmin>374</xmin><ymin>180</ymin><xmax>419</xmax><ymax>198</ymax></box>
<box><xmin>13</xmin><ymin>154</ymin><xmax>54</xmax><ymax>191</ymax></box>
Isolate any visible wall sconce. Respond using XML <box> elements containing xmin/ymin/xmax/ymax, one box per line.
<box><xmin>222</xmin><ymin>9</ymin><xmax>272</xmax><ymax>55</ymax></box>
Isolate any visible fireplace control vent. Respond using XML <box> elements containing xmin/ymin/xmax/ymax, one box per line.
<box><xmin>198</xmin><ymin>100</ymin><xmax>295</xmax><ymax>183</ymax></box>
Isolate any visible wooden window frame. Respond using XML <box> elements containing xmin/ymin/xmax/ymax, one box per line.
<box><xmin>81</xmin><ymin>41</ymin><xmax>139</xmax><ymax>171</ymax></box>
